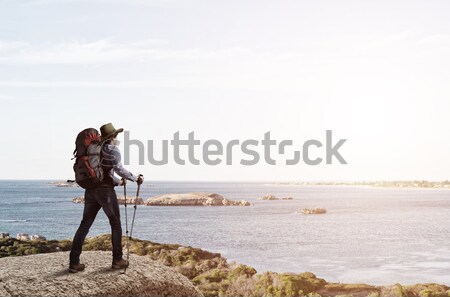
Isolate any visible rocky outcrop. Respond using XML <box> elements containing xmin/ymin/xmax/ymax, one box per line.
<box><xmin>260</xmin><ymin>195</ymin><xmax>293</xmax><ymax>200</ymax></box>
<box><xmin>16</xmin><ymin>233</ymin><xmax>30</xmax><ymax>241</ymax></box>
<box><xmin>73</xmin><ymin>195</ymin><xmax>144</xmax><ymax>205</ymax></box>
<box><xmin>301</xmin><ymin>208</ymin><xmax>327</xmax><ymax>214</ymax></box>
<box><xmin>317</xmin><ymin>283</ymin><xmax>450</xmax><ymax>297</ymax></box>
<box><xmin>15</xmin><ymin>233</ymin><xmax>47</xmax><ymax>241</ymax></box>
<box><xmin>145</xmin><ymin>193</ymin><xmax>250</xmax><ymax>206</ymax></box>
<box><xmin>1</xmin><ymin>234</ymin><xmax>449</xmax><ymax>297</ymax></box>
<box><xmin>30</xmin><ymin>235</ymin><xmax>47</xmax><ymax>241</ymax></box>
<box><xmin>0</xmin><ymin>251</ymin><xmax>203</xmax><ymax>297</ymax></box>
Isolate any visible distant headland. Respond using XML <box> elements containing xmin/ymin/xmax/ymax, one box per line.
<box><xmin>272</xmin><ymin>180</ymin><xmax>450</xmax><ymax>189</ymax></box>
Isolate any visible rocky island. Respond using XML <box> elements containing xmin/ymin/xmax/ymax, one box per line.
<box><xmin>73</xmin><ymin>195</ymin><xmax>144</xmax><ymax>205</ymax></box>
<box><xmin>260</xmin><ymin>195</ymin><xmax>294</xmax><ymax>200</ymax></box>
<box><xmin>301</xmin><ymin>208</ymin><xmax>327</xmax><ymax>214</ymax></box>
<box><xmin>72</xmin><ymin>193</ymin><xmax>249</xmax><ymax>206</ymax></box>
<box><xmin>49</xmin><ymin>180</ymin><xmax>79</xmax><ymax>187</ymax></box>
<box><xmin>145</xmin><ymin>192</ymin><xmax>250</xmax><ymax>206</ymax></box>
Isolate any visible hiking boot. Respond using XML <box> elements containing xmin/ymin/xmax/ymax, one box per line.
<box><xmin>112</xmin><ymin>258</ymin><xmax>129</xmax><ymax>269</ymax></box>
<box><xmin>69</xmin><ymin>263</ymin><xmax>85</xmax><ymax>273</ymax></box>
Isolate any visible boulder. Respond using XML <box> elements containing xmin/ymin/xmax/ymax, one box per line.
<box><xmin>30</xmin><ymin>235</ymin><xmax>47</xmax><ymax>241</ymax></box>
<box><xmin>16</xmin><ymin>233</ymin><xmax>29</xmax><ymax>241</ymax></box>
<box><xmin>0</xmin><ymin>251</ymin><xmax>203</xmax><ymax>297</ymax></box>
<box><xmin>145</xmin><ymin>192</ymin><xmax>250</xmax><ymax>206</ymax></box>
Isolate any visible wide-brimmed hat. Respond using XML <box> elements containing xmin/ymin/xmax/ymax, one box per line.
<box><xmin>100</xmin><ymin>123</ymin><xmax>124</xmax><ymax>141</ymax></box>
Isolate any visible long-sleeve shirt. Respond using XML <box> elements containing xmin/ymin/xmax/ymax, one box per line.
<box><xmin>100</xmin><ymin>143</ymin><xmax>137</xmax><ymax>187</ymax></box>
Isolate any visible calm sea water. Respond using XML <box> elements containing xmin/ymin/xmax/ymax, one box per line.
<box><xmin>1</xmin><ymin>180</ymin><xmax>449</xmax><ymax>285</ymax></box>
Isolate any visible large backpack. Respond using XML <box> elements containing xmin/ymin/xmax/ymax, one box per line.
<box><xmin>73</xmin><ymin>128</ymin><xmax>104</xmax><ymax>189</ymax></box>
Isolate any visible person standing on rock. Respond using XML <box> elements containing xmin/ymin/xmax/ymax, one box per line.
<box><xmin>69</xmin><ymin>123</ymin><xmax>144</xmax><ymax>273</ymax></box>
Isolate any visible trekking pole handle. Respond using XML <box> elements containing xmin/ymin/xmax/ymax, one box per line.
<box><xmin>136</xmin><ymin>175</ymin><xmax>143</xmax><ymax>195</ymax></box>
<box><xmin>137</xmin><ymin>174</ymin><xmax>144</xmax><ymax>184</ymax></box>
<box><xmin>136</xmin><ymin>183</ymin><xmax>141</xmax><ymax>201</ymax></box>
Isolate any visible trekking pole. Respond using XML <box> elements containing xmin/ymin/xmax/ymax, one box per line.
<box><xmin>124</xmin><ymin>175</ymin><xmax>143</xmax><ymax>274</ymax></box>
<box><xmin>123</xmin><ymin>178</ymin><xmax>130</xmax><ymax>274</ymax></box>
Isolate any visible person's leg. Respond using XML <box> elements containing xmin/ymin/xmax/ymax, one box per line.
<box><xmin>69</xmin><ymin>189</ymin><xmax>102</xmax><ymax>264</ymax></box>
<box><xmin>96</xmin><ymin>187</ymin><xmax>123</xmax><ymax>260</ymax></box>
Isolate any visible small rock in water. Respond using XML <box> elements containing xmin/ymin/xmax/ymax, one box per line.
<box><xmin>260</xmin><ymin>195</ymin><xmax>278</xmax><ymax>200</ymax></box>
<box><xmin>301</xmin><ymin>208</ymin><xmax>327</xmax><ymax>215</ymax></box>
<box><xmin>72</xmin><ymin>197</ymin><xmax>84</xmax><ymax>204</ymax></box>
<box><xmin>260</xmin><ymin>195</ymin><xmax>293</xmax><ymax>200</ymax></box>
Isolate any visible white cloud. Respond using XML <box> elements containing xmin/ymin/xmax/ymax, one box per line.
<box><xmin>1</xmin><ymin>32</ymin><xmax>449</xmax><ymax>94</ymax></box>
<box><xmin>0</xmin><ymin>40</ymin><xmax>28</xmax><ymax>52</ymax></box>
<box><xmin>0</xmin><ymin>76</ymin><xmax>316</xmax><ymax>91</ymax></box>
<box><xmin>418</xmin><ymin>34</ymin><xmax>450</xmax><ymax>46</ymax></box>
<box><xmin>20</xmin><ymin>0</ymin><xmax>180</xmax><ymax>7</ymax></box>
<box><xmin>1</xmin><ymin>31</ymin><xmax>447</xmax><ymax>66</ymax></box>
<box><xmin>0</xmin><ymin>39</ymin><xmax>192</xmax><ymax>64</ymax></box>
<box><xmin>0</xmin><ymin>94</ymin><xmax>14</xmax><ymax>100</ymax></box>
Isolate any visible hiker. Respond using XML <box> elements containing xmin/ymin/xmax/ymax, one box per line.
<box><xmin>69</xmin><ymin>123</ymin><xmax>144</xmax><ymax>273</ymax></box>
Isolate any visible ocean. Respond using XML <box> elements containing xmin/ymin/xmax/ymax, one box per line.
<box><xmin>0</xmin><ymin>180</ymin><xmax>449</xmax><ymax>285</ymax></box>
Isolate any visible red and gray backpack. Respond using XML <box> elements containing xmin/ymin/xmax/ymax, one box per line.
<box><xmin>73</xmin><ymin>128</ymin><xmax>104</xmax><ymax>189</ymax></box>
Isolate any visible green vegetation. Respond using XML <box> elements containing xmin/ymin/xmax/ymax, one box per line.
<box><xmin>0</xmin><ymin>237</ymin><xmax>72</xmax><ymax>257</ymax></box>
<box><xmin>1</xmin><ymin>234</ymin><xmax>449</xmax><ymax>297</ymax></box>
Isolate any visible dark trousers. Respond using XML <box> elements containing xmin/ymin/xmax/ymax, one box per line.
<box><xmin>70</xmin><ymin>187</ymin><xmax>122</xmax><ymax>264</ymax></box>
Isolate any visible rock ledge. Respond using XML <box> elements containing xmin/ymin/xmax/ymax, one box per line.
<box><xmin>0</xmin><ymin>251</ymin><xmax>203</xmax><ymax>297</ymax></box>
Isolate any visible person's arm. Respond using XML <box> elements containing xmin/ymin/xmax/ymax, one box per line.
<box><xmin>113</xmin><ymin>162</ymin><xmax>137</xmax><ymax>182</ymax></box>
<box><xmin>105</xmin><ymin>143</ymin><xmax>137</xmax><ymax>182</ymax></box>
<box><xmin>111</xmin><ymin>174</ymin><xmax>122</xmax><ymax>186</ymax></box>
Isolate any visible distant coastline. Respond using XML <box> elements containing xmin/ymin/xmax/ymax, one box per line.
<box><xmin>270</xmin><ymin>180</ymin><xmax>450</xmax><ymax>189</ymax></box>
<box><xmin>42</xmin><ymin>179</ymin><xmax>450</xmax><ymax>190</ymax></box>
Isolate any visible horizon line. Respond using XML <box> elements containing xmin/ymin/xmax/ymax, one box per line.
<box><xmin>0</xmin><ymin>178</ymin><xmax>448</xmax><ymax>182</ymax></box>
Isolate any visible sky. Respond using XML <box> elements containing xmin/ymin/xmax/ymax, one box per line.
<box><xmin>0</xmin><ymin>0</ymin><xmax>449</xmax><ymax>181</ymax></box>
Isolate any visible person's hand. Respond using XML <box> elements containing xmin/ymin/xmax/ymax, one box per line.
<box><xmin>136</xmin><ymin>174</ymin><xmax>144</xmax><ymax>185</ymax></box>
<box><xmin>120</xmin><ymin>178</ymin><xmax>127</xmax><ymax>186</ymax></box>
